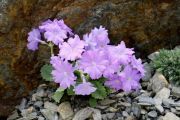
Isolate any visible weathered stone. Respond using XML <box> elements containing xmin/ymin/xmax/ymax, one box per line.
<box><xmin>7</xmin><ymin>110</ymin><xmax>19</xmax><ymax>120</ymax></box>
<box><xmin>40</xmin><ymin>109</ymin><xmax>57</xmax><ymax>120</ymax></box>
<box><xmin>148</xmin><ymin>51</ymin><xmax>160</xmax><ymax>60</ymax></box>
<box><xmin>58</xmin><ymin>102</ymin><xmax>74</xmax><ymax>120</ymax></box>
<box><xmin>102</xmin><ymin>113</ymin><xmax>115</xmax><ymax>120</ymax></box>
<box><xmin>131</xmin><ymin>103</ymin><xmax>141</xmax><ymax>118</ymax></box>
<box><xmin>18</xmin><ymin>98</ymin><xmax>27</xmax><ymax>112</ymax></box>
<box><xmin>150</xmin><ymin>72</ymin><xmax>169</xmax><ymax>93</ymax></box>
<box><xmin>0</xmin><ymin>0</ymin><xmax>180</xmax><ymax>117</ymax></box>
<box><xmin>125</xmin><ymin>116</ymin><xmax>135</xmax><ymax>120</ymax></box>
<box><xmin>172</xmin><ymin>86</ymin><xmax>180</xmax><ymax>98</ymax></box>
<box><xmin>138</xmin><ymin>96</ymin><xmax>155</xmax><ymax>105</ymax></box>
<box><xmin>99</xmin><ymin>98</ymin><xmax>116</xmax><ymax>106</ymax></box>
<box><xmin>44</xmin><ymin>101</ymin><xmax>58</xmax><ymax>112</ymax></box>
<box><xmin>155</xmin><ymin>105</ymin><xmax>164</xmax><ymax>114</ymax></box>
<box><xmin>154</xmin><ymin>87</ymin><xmax>170</xmax><ymax>100</ymax></box>
<box><xmin>162</xmin><ymin>99</ymin><xmax>174</xmax><ymax>107</ymax></box>
<box><xmin>162</xmin><ymin>112</ymin><xmax>180</xmax><ymax>120</ymax></box>
<box><xmin>122</xmin><ymin>111</ymin><xmax>129</xmax><ymax>117</ymax></box>
<box><xmin>34</xmin><ymin>101</ymin><xmax>43</xmax><ymax>108</ymax></box>
<box><xmin>148</xmin><ymin>111</ymin><xmax>157</xmax><ymax>118</ymax></box>
<box><xmin>73</xmin><ymin>107</ymin><xmax>101</xmax><ymax>120</ymax></box>
<box><xmin>142</xmin><ymin>63</ymin><xmax>153</xmax><ymax>81</ymax></box>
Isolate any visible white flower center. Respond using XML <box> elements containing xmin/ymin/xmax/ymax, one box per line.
<box><xmin>92</xmin><ymin>62</ymin><xmax>97</xmax><ymax>67</ymax></box>
<box><xmin>127</xmin><ymin>77</ymin><xmax>132</xmax><ymax>81</ymax></box>
<box><xmin>64</xmin><ymin>72</ymin><xmax>68</xmax><ymax>77</ymax></box>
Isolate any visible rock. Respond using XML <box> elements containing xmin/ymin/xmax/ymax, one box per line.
<box><xmin>7</xmin><ymin>110</ymin><xmax>19</xmax><ymax>120</ymax></box>
<box><xmin>163</xmin><ymin>99</ymin><xmax>174</xmax><ymax>107</ymax></box>
<box><xmin>1</xmin><ymin>0</ymin><xmax>180</xmax><ymax>116</ymax></box>
<box><xmin>176</xmin><ymin>107</ymin><xmax>180</xmax><ymax>111</ymax></box>
<box><xmin>17</xmin><ymin>112</ymin><xmax>37</xmax><ymax>120</ymax></box>
<box><xmin>150</xmin><ymin>72</ymin><xmax>169</xmax><ymax>93</ymax></box>
<box><xmin>96</xmin><ymin>105</ymin><xmax>108</xmax><ymax>110</ymax></box>
<box><xmin>99</xmin><ymin>98</ymin><xmax>116</xmax><ymax>105</ymax></box>
<box><xmin>141</xmin><ymin>109</ymin><xmax>147</xmax><ymax>115</ymax></box>
<box><xmin>138</xmin><ymin>96</ymin><xmax>155</xmax><ymax>105</ymax></box>
<box><xmin>44</xmin><ymin>101</ymin><xmax>58</xmax><ymax>112</ymax></box>
<box><xmin>32</xmin><ymin>89</ymin><xmax>46</xmax><ymax>101</ymax></box>
<box><xmin>170</xmin><ymin>108</ymin><xmax>176</xmax><ymax>113</ymax></box>
<box><xmin>73</xmin><ymin>107</ymin><xmax>101</xmax><ymax>120</ymax></box>
<box><xmin>172</xmin><ymin>86</ymin><xmax>180</xmax><ymax>97</ymax></box>
<box><xmin>115</xmin><ymin>93</ymin><xmax>125</xmax><ymax>98</ymax></box>
<box><xmin>125</xmin><ymin>116</ymin><xmax>135</xmax><ymax>120</ymax></box>
<box><xmin>154</xmin><ymin>98</ymin><xmax>163</xmax><ymax>105</ymax></box>
<box><xmin>107</xmin><ymin>107</ymin><xmax>118</xmax><ymax>112</ymax></box>
<box><xmin>38</xmin><ymin>116</ymin><xmax>45</xmax><ymax>120</ymax></box>
<box><xmin>21</xmin><ymin>107</ymin><xmax>34</xmax><ymax>117</ymax></box>
<box><xmin>118</xmin><ymin>102</ymin><xmax>131</xmax><ymax>107</ymax></box>
<box><xmin>154</xmin><ymin>87</ymin><xmax>170</xmax><ymax>100</ymax></box>
<box><xmin>34</xmin><ymin>101</ymin><xmax>43</xmax><ymax>108</ymax></box>
<box><xmin>40</xmin><ymin>109</ymin><xmax>57</xmax><ymax>120</ymax></box>
<box><xmin>174</xmin><ymin>45</ymin><xmax>180</xmax><ymax>50</ymax></box>
<box><xmin>18</xmin><ymin>98</ymin><xmax>27</xmax><ymax>112</ymax></box>
<box><xmin>162</xmin><ymin>112</ymin><xmax>180</xmax><ymax>120</ymax></box>
<box><xmin>102</xmin><ymin>113</ymin><xmax>115</xmax><ymax>120</ymax></box>
<box><xmin>148</xmin><ymin>111</ymin><xmax>157</xmax><ymax>118</ymax></box>
<box><xmin>155</xmin><ymin>105</ymin><xmax>164</xmax><ymax>114</ymax></box>
<box><xmin>148</xmin><ymin>52</ymin><xmax>160</xmax><ymax>60</ymax></box>
<box><xmin>172</xmin><ymin>101</ymin><xmax>180</xmax><ymax>107</ymax></box>
<box><xmin>122</xmin><ymin>111</ymin><xmax>129</xmax><ymax>117</ymax></box>
<box><xmin>131</xmin><ymin>103</ymin><xmax>141</xmax><ymax>118</ymax></box>
<box><xmin>58</xmin><ymin>102</ymin><xmax>74</xmax><ymax>120</ymax></box>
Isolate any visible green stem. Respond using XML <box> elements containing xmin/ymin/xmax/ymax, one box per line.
<box><xmin>48</xmin><ymin>42</ymin><xmax>54</xmax><ymax>56</ymax></box>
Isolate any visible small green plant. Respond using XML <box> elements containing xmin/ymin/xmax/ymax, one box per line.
<box><xmin>150</xmin><ymin>48</ymin><xmax>180</xmax><ymax>85</ymax></box>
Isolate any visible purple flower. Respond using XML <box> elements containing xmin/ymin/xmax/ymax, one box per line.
<box><xmin>108</xmin><ymin>41</ymin><xmax>134</xmax><ymax>65</ymax></box>
<box><xmin>59</xmin><ymin>35</ymin><xmax>85</xmax><ymax>61</ymax></box>
<box><xmin>83</xmin><ymin>33</ymin><xmax>97</xmax><ymax>50</ymax></box>
<box><xmin>27</xmin><ymin>28</ymin><xmax>42</xmax><ymax>51</ymax></box>
<box><xmin>44</xmin><ymin>23</ymin><xmax>67</xmax><ymax>45</ymax></box>
<box><xmin>103</xmin><ymin>48</ymin><xmax>120</xmax><ymax>77</ymax></box>
<box><xmin>57</xmin><ymin>19</ymin><xmax>74</xmax><ymax>36</ymax></box>
<box><xmin>130</xmin><ymin>55</ymin><xmax>145</xmax><ymax>77</ymax></box>
<box><xmin>39</xmin><ymin>19</ymin><xmax>73</xmax><ymax>45</ymax></box>
<box><xmin>105</xmin><ymin>74</ymin><xmax>122</xmax><ymax>91</ymax></box>
<box><xmin>119</xmin><ymin>65</ymin><xmax>141</xmax><ymax>92</ymax></box>
<box><xmin>91</xmin><ymin>26</ymin><xmax>110</xmax><ymax>47</ymax></box>
<box><xmin>79</xmin><ymin>50</ymin><xmax>108</xmax><ymax>79</ymax></box>
<box><xmin>74</xmin><ymin>82</ymin><xmax>96</xmax><ymax>95</ymax></box>
<box><xmin>39</xmin><ymin>19</ymin><xmax>53</xmax><ymax>32</ymax></box>
<box><xmin>51</xmin><ymin>60</ymin><xmax>76</xmax><ymax>89</ymax></box>
<box><xmin>50</xmin><ymin>56</ymin><xmax>61</xmax><ymax>68</ymax></box>
<box><xmin>39</xmin><ymin>19</ymin><xmax>73</xmax><ymax>35</ymax></box>
<box><xmin>83</xmin><ymin>26</ymin><xmax>109</xmax><ymax>50</ymax></box>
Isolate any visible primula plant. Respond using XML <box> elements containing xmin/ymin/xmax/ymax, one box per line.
<box><xmin>150</xmin><ymin>48</ymin><xmax>180</xmax><ymax>86</ymax></box>
<box><xmin>27</xmin><ymin>19</ymin><xmax>145</xmax><ymax>106</ymax></box>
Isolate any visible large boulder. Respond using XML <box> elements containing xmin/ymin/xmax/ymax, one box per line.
<box><xmin>0</xmin><ymin>0</ymin><xmax>180</xmax><ymax>117</ymax></box>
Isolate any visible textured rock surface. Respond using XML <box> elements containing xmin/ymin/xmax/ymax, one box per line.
<box><xmin>0</xmin><ymin>0</ymin><xmax>180</xmax><ymax>117</ymax></box>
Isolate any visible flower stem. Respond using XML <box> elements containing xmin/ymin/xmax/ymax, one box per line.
<box><xmin>79</xmin><ymin>70</ymin><xmax>86</xmax><ymax>83</ymax></box>
<box><xmin>48</xmin><ymin>42</ymin><xmax>54</xmax><ymax>56</ymax></box>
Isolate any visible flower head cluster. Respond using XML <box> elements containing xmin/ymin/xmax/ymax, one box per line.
<box><xmin>27</xmin><ymin>19</ymin><xmax>145</xmax><ymax>96</ymax></box>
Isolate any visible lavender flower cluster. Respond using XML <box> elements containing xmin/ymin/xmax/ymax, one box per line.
<box><xmin>27</xmin><ymin>19</ymin><xmax>145</xmax><ymax>96</ymax></box>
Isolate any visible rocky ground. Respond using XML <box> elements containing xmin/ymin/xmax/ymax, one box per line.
<box><xmin>7</xmin><ymin>53</ymin><xmax>180</xmax><ymax>120</ymax></box>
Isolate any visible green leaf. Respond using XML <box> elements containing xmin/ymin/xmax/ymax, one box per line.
<box><xmin>52</xmin><ymin>88</ymin><xmax>64</xmax><ymax>103</ymax></box>
<box><xmin>89</xmin><ymin>97</ymin><xmax>97</xmax><ymax>107</ymax></box>
<box><xmin>67</xmin><ymin>86</ymin><xmax>75</xmax><ymax>95</ymax></box>
<box><xmin>40</xmin><ymin>64</ymin><xmax>53</xmax><ymax>81</ymax></box>
<box><xmin>91</xmin><ymin>81</ymin><xmax>107</xmax><ymax>99</ymax></box>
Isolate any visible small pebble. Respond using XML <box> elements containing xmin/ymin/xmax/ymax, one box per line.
<box><xmin>148</xmin><ymin>111</ymin><xmax>157</xmax><ymax>118</ymax></box>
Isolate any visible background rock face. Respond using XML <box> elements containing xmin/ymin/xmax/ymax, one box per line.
<box><xmin>0</xmin><ymin>0</ymin><xmax>179</xmax><ymax>117</ymax></box>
